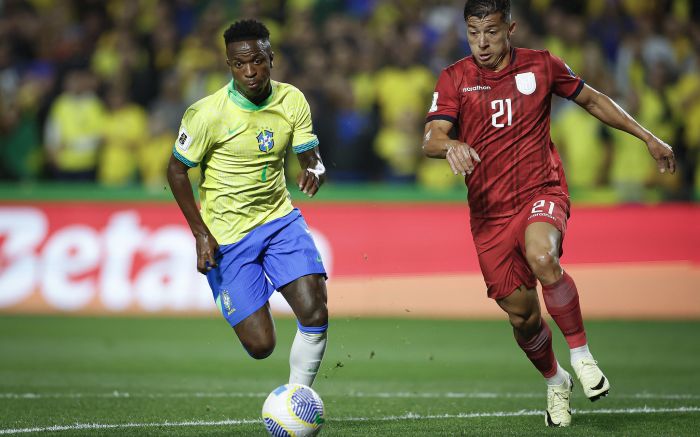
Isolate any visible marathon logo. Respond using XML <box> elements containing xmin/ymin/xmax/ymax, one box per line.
<box><xmin>462</xmin><ymin>85</ymin><xmax>492</xmax><ymax>92</ymax></box>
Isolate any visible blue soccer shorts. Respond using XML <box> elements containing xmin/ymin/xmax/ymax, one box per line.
<box><xmin>206</xmin><ymin>209</ymin><xmax>327</xmax><ymax>327</ymax></box>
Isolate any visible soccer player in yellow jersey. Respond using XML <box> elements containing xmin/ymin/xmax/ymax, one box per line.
<box><xmin>167</xmin><ymin>20</ymin><xmax>328</xmax><ymax>387</ymax></box>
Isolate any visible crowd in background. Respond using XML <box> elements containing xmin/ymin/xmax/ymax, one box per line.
<box><xmin>1</xmin><ymin>0</ymin><xmax>699</xmax><ymax>200</ymax></box>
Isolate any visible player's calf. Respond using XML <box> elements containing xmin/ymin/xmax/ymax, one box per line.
<box><xmin>541</xmin><ymin>271</ymin><xmax>587</xmax><ymax>349</ymax></box>
<box><xmin>514</xmin><ymin>318</ymin><xmax>558</xmax><ymax>379</ymax></box>
<box><xmin>289</xmin><ymin>321</ymin><xmax>328</xmax><ymax>386</ymax></box>
<box><xmin>541</xmin><ymin>272</ymin><xmax>609</xmax><ymax>401</ymax></box>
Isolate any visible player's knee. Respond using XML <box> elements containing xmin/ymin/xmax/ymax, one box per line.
<box><xmin>525</xmin><ymin>246</ymin><xmax>560</xmax><ymax>276</ymax></box>
<box><xmin>508</xmin><ymin>313</ymin><xmax>528</xmax><ymax>333</ymax></box>
<box><xmin>509</xmin><ymin>311</ymin><xmax>540</xmax><ymax>337</ymax></box>
<box><xmin>297</xmin><ymin>304</ymin><xmax>328</xmax><ymax>328</ymax></box>
<box><xmin>243</xmin><ymin>338</ymin><xmax>276</xmax><ymax>360</ymax></box>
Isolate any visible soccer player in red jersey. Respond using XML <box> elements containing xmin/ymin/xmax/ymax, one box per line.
<box><xmin>423</xmin><ymin>0</ymin><xmax>675</xmax><ymax>427</ymax></box>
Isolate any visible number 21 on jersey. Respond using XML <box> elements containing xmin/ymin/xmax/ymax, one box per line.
<box><xmin>491</xmin><ymin>98</ymin><xmax>512</xmax><ymax>128</ymax></box>
<box><xmin>531</xmin><ymin>199</ymin><xmax>555</xmax><ymax>215</ymax></box>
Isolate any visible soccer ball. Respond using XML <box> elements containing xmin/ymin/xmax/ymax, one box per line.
<box><xmin>262</xmin><ymin>383</ymin><xmax>325</xmax><ymax>436</ymax></box>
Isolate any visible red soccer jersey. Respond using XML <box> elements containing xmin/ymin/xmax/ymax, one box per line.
<box><xmin>426</xmin><ymin>48</ymin><xmax>584</xmax><ymax>218</ymax></box>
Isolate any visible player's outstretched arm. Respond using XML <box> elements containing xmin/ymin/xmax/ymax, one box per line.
<box><xmin>296</xmin><ymin>147</ymin><xmax>325</xmax><ymax>197</ymax></box>
<box><xmin>574</xmin><ymin>84</ymin><xmax>676</xmax><ymax>174</ymax></box>
<box><xmin>423</xmin><ymin>119</ymin><xmax>481</xmax><ymax>176</ymax></box>
<box><xmin>166</xmin><ymin>155</ymin><xmax>219</xmax><ymax>273</ymax></box>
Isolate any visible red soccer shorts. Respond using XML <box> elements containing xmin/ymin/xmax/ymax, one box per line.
<box><xmin>470</xmin><ymin>190</ymin><xmax>570</xmax><ymax>300</ymax></box>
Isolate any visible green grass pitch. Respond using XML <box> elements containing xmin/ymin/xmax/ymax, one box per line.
<box><xmin>1</xmin><ymin>315</ymin><xmax>698</xmax><ymax>436</ymax></box>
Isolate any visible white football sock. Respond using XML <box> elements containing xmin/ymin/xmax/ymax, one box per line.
<box><xmin>570</xmin><ymin>344</ymin><xmax>593</xmax><ymax>365</ymax></box>
<box><xmin>546</xmin><ymin>361</ymin><xmax>570</xmax><ymax>386</ymax></box>
<box><xmin>289</xmin><ymin>327</ymin><xmax>327</xmax><ymax>387</ymax></box>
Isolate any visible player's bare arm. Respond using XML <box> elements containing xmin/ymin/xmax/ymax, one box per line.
<box><xmin>296</xmin><ymin>147</ymin><xmax>326</xmax><ymax>197</ymax></box>
<box><xmin>574</xmin><ymin>84</ymin><xmax>675</xmax><ymax>174</ymax></box>
<box><xmin>423</xmin><ymin>119</ymin><xmax>481</xmax><ymax>176</ymax></box>
<box><xmin>166</xmin><ymin>155</ymin><xmax>219</xmax><ymax>273</ymax></box>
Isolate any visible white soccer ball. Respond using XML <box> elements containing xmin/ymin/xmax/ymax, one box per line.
<box><xmin>262</xmin><ymin>383</ymin><xmax>325</xmax><ymax>436</ymax></box>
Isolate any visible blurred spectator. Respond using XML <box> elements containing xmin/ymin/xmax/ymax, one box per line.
<box><xmin>44</xmin><ymin>69</ymin><xmax>104</xmax><ymax>181</ymax></box>
<box><xmin>139</xmin><ymin>110</ymin><xmax>191</xmax><ymax>190</ymax></box>
<box><xmin>177</xmin><ymin>1</ymin><xmax>228</xmax><ymax>104</ymax></box>
<box><xmin>91</xmin><ymin>27</ymin><xmax>153</xmax><ymax>105</ymax></box>
<box><xmin>544</xmin><ymin>12</ymin><xmax>585</xmax><ymax>75</ymax></box>
<box><xmin>551</xmin><ymin>42</ymin><xmax>613</xmax><ymax>190</ymax></box>
<box><xmin>320</xmin><ymin>74</ymin><xmax>380</xmax><ymax>182</ymax></box>
<box><xmin>371</xmin><ymin>24</ymin><xmax>434</xmax><ymax>181</ymax></box>
<box><xmin>150</xmin><ymin>72</ymin><xmax>187</xmax><ymax>133</ymax></box>
<box><xmin>607</xmin><ymin>91</ymin><xmax>660</xmax><ymax>202</ymax></box>
<box><xmin>0</xmin><ymin>62</ymin><xmax>52</xmax><ymax>181</ymax></box>
<box><xmin>552</xmin><ymin>104</ymin><xmax>614</xmax><ymax>191</ymax></box>
<box><xmin>141</xmin><ymin>72</ymin><xmax>197</xmax><ymax>190</ymax></box>
<box><xmin>417</xmin><ymin>156</ymin><xmax>462</xmax><ymax>191</ymax></box>
<box><xmin>587</xmin><ymin>0</ymin><xmax>635</xmax><ymax>65</ymax></box>
<box><xmin>0</xmin><ymin>0</ymin><xmax>696</xmax><ymax>200</ymax></box>
<box><xmin>374</xmin><ymin>29</ymin><xmax>435</xmax><ymax>127</ymax></box>
<box><xmin>667</xmin><ymin>53</ymin><xmax>700</xmax><ymax>199</ymax></box>
<box><xmin>97</xmin><ymin>84</ymin><xmax>148</xmax><ymax>186</ymax></box>
<box><xmin>375</xmin><ymin>108</ymin><xmax>423</xmax><ymax>182</ymax></box>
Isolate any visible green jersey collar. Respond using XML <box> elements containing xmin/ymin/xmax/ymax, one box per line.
<box><xmin>227</xmin><ymin>80</ymin><xmax>274</xmax><ymax>111</ymax></box>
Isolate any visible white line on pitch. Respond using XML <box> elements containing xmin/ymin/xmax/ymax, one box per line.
<box><xmin>1</xmin><ymin>391</ymin><xmax>700</xmax><ymax>400</ymax></box>
<box><xmin>0</xmin><ymin>419</ymin><xmax>260</xmax><ymax>435</ymax></box>
<box><xmin>1</xmin><ymin>406</ymin><xmax>699</xmax><ymax>435</ymax></box>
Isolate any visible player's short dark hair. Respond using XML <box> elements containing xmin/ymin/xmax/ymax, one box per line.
<box><xmin>223</xmin><ymin>19</ymin><xmax>270</xmax><ymax>45</ymax></box>
<box><xmin>463</xmin><ymin>0</ymin><xmax>511</xmax><ymax>23</ymax></box>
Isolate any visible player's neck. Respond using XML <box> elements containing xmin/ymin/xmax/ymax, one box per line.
<box><xmin>479</xmin><ymin>47</ymin><xmax>514</xmax><ymax>73</ymax></box>
<box><xmin>250</xmin><ymin>87</ymin><xmax>272</xmax><ymax>106</ymax></box>
<box><xmin>491</xmin><ymin>47</ymin><xmax>513</xmax><ymax>72</ymax></box>
<box><xmin>235</xmin><ymin>81</ymin><xmax>273</xmax><ymax>106</ymax></box>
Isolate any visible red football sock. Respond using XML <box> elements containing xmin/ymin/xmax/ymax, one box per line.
<box><xmin>542</xmin><ymin>271</ymin><xmax>587</xmax><ymax>348</ymax></box>
<box><xmin>516</xmin><ymin>318</ymin><xmax>558</xmax><ymax>378</ymax></box>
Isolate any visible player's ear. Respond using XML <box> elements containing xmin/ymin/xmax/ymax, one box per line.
<box><xmin>269</xmin><ymin>51</ymin><xmax>274</xmax><ymax>68</ymax></box>
<box><xmin>508</xmin><ymin>20</ymin><xmax>517</xmax><ymax>38</ymax></box>
<box><xmin>225</xmin><ymin>58</ymin><xmax>231</xmax><ymax>67</ymax></box>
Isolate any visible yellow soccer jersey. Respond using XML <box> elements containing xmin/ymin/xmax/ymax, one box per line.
<box><xmin>173</xmin><ymin>80</ymin><xmax>319</xmax><ymax>244</ymax></box>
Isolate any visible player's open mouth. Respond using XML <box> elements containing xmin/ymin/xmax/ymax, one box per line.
<box><xmin>248</xmin><ymin>81</ymin><xmax>259</xmax><ymax>89</ymax></box>
<box><xmin>478</xmin><ymin>54</ymin><xmax>491</xmax><ymax>61</ymax></box>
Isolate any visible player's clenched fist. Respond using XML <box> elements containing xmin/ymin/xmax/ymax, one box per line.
<box><xmin>446</xmin><ymin>143</ymin><xmax>481</xmax><ymax>176</ymax></box>
<box><xmin>645</xmin><ymin>136</ymin><xmax>676</xmax><ymax>175</ymax></box>
<box><xmin>195</xmin><ymin>232</ymin><xmax>219</xmax><ymax>274</ymax></box>
<box><xmin>297</xmin><ymin>149</ymin><xmax>326</xmax><ymax>197</ymax></box>
<box><xmin>298</xmin><ymin>166</ymin><xmax>325</xmax><ymax>197</ymax></box>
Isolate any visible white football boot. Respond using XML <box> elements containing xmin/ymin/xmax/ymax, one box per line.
<box><xmin>572</xmin><ymin>357</ymin><xmax>610</xmax><ymax>401</ymax></box>
<box><xmin>545</xmin><ymin>375</ymin><xmax>573</xmax><ymax>427</ymax></box>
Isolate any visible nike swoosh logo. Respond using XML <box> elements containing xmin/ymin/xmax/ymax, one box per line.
<box><xmin>545</xmin><ymin>411</ymin><xmax>570</xmax><ymax>427</ymax></box>
<box><xmin>591</xmin><ymin>377</ymin><xmax>607</xmax><ymax>390</ymax></box>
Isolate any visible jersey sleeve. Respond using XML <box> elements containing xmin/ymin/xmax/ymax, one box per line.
<box><xmin>290</xmin><ymin>91</ymin><xmax>319</xmax><ymax>154</ymax></box>
<box><xmin>548</xmin><ymin>52</ymin><xmax>585</xmax><ymax>100</ymax></box>
<box><xmin>172</xmin><ymin>106</ymin><xmax>213</xmax><ymax>167</ymax></box>
<box><xmin>425</xmin><ymin>68</ymin><xmax>459</xmax><ymax>124</ymax></box>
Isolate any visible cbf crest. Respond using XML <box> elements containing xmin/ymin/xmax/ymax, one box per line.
<box><xmin>220</xmin><ymin>289</ymin><xmax>235</xmax><ymax>316</ymax></box>
<box><xmin>257</xmin><ymin>129</ymin><xmax>275</xmax><ymax>152</ymax></box>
